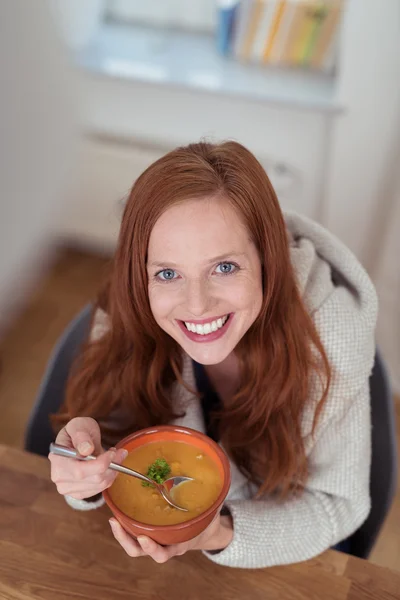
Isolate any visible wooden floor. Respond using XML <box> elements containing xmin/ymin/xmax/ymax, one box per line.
<box><xmin>0</xmin><ymin>248</ymin><xmax>399</xmax><ymax>572</ymax></box>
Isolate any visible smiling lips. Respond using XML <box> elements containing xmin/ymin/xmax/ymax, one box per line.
<box><xmin>184</xmin><ymin>315</ymin><xmax>229</xmax><ymax>335</ymax></box>
<box><xmin>177</xmin><ymin>314</ymin><xmax>232</xmax><ymax>342</ymax></box>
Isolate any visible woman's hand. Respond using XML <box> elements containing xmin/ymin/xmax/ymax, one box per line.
<box><xmin>109</xmin><ymin>513</ymin><xmax>234</xmax><ymax>563</ymax></box>
<box><xmin>49</xmin><ymin>417</ymin><xmax>128</xmax><ymax>499</ymax></box>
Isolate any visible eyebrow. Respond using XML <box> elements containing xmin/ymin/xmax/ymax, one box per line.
<box><xmin>148</xmin><ymin>252</ymin><xmax>247</xmax><ymax>269</ymax></box>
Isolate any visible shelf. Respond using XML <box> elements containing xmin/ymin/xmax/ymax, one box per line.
<box><xmin>78</xmin><ymin>22</ymin><xmax>343</xmax><ymax>114</ymax></box>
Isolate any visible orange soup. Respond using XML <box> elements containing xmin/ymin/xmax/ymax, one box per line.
<box><xmin>109</xmin><ymin>441</ymin><xmax>223</xmax><ymax>525</ymax></box>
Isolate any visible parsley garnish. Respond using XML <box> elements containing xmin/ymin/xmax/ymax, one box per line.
<box><xmin>142</xmin><ymin>458</ymin><xmax>171</xmax><ymax>488</ymax></box>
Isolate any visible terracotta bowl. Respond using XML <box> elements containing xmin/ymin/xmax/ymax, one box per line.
<box><xmin>103</xmin><ymin>425</ymin><xmax>231</xmax><ymax>545</ymax></box>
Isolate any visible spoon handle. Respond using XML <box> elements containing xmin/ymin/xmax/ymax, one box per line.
<box><xmin>49</xmin><ymin>443</ymin><xmax>96</xmax><ymax>461</ymax></box>
<box><xmin>49</xmin><ymin>443</ymin><xmax>152</xmax><ymax>484</ymax></box>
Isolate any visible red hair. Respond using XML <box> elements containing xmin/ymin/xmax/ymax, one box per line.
<box><xmin>52</xmin><ymin>141</ymin><xmax>330</xmax><ymax>498</ymax></box>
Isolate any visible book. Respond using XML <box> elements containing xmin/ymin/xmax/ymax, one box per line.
<box><xmin>310</xmin><ymin>0</ymin><xmax>344</xmax><ymax>69</ymax></box>
<box><xmin>287</xmin><ymin>1</ymin><xmax>319</xmax><ymax>65</ymax></box>
<box><xmin>262</xmin><ymin>0</ymin><xmax>288</xmax><ymax>63</ymax></box>
<box><xmin>321</xmin><ymin>22</ymin><xmax>340</xmax><ymax>73</ymax></box>
<box><xmin>301</xmin><ymin>2</ymin><xmax>331</xmax><ymax>66</ymax></box>
<box><xmin>227</xmin><ymin>0</ymin><xmax>344</xmax><ymax>70</ymax></box>
<box><xmin>268</xmin><ymin>0</ymin><xmax>299</xmax><ymax>64</ymax></box>
<box><xmin>250</xmin><ymin>0</ymin><xmax>275</xmax><ymax>61</ymax></box>
<box><xmin>217</xmin><ymin>0</ymin><xmax>241</xmax><ymax>56</ymax></box>
<box><xmin>242</xmin><ymin>0</ymin><xmax>265</xmax><ymax>61</ymax></box>
<box><xmin>232</xmin><ymin>0</ymin><xmax>254</xmax><ymax>59</ymax></box>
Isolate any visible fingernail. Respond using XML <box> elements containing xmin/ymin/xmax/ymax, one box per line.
<box><xmin>109</xmin><ymin>519</ymin><xmax>116</xmax><ymax>529</ymax></box>
<box><xmin>121</xmin><ymin>449</ymin><xmax>129</xmax><ymax>460</ymax></box>
<box><xmin>77</xmin><ymin>442</ymin><xmax>92</xmax><ymax>454</ymax></box>
<box><xmin>137</xmin><ymin>536</ymin><xmax>148</xmax><ymax>549</ymax></box>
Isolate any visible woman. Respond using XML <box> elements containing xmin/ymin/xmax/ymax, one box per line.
<box><xmin>49</xmin><ymin>141</ymin><xmax>378</xmax><ymax>568</ymax></box>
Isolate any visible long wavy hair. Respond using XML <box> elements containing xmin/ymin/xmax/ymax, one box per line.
<box><xmin>52</xmin><ymin>141</ymin><xmax>331</xmax><ymax>499</ymax></box>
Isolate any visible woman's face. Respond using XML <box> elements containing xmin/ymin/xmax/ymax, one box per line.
<box><xmin>147</xmin><ymin>198</ymin><xmax>263</xmax><ymax>365</ymax></box>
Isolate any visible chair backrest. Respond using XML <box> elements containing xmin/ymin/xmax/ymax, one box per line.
<box><xmin>25</xmin><ymin>307</ymin><xmax>398</xmax><ymax>559</ymax></box>
<box><xmin>347</xmin><ymin>349</ymin><xmax>398</xmax><ymax>558</ymax></box>
<box><xmin>24</xmin><ymin>303</ymin><xmax>93</xmax><ymax>457</ymax></box>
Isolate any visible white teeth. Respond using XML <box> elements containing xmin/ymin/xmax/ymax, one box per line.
<box><xmin>184</xmin><ymin>314</ymin><xmax>229</xmax><ymax>335</ymax></box>
<box><xmin>203</xmin><ymin>323</ymin><xmax>211</xmax><ymax>334</ymax></box>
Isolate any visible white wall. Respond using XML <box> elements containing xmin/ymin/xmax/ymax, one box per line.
<box><xmin>326</xmin><ymin>0</ymin><xmax>400</xmax><ymax>269</ymax></box>
<box><xmin>0</xmin><ymin>0</ymin><xmax>77</xmax><ymax>336</ymax></box>
<box><xmin>324</xmin><ymin>0</ymin><xmax>400</xmax><ymax>392</ymax></box>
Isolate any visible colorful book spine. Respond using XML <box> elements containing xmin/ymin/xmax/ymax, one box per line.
<box><xmin>232</xmin><ymin>0</ymin><xmax>254</xmax><ymax>59</ymax></box>
<box><xmin>280</xmin><ymin>0</ymin><xmax>306</xmax><ymax>65</ymax></box>
<box><xmin>310</xmin><ymin>1</ymin><xmax>344</xmax><ymax>69</ymax></box>
<box><xmin>301</xmin><ymin>2</ymin><xmax>330</xmax><ymax>66</ymax></box>
<box><xmin>262</xmin><ymin>0</ymin><xmax>288</xmax><ymax>63</ymax></box>
<box><xmin>241</xmin><ymin>0</ymin><xmax>265</xmax><ymax>61</ymax></box>
<box><xmin>251</xmin><ymin>0</ymin><xmax>279</xmax><ymax>62</ymax></box>
<box><xmin>218</xmin><ymin>0</ymin><xmax>345</xmax><ymax>70</ymax></box>
<box><xmin>268</xmin><ymin>0</ymin><xmax>298</xmax><ymax>64</ymax></box>
<box><xmin>216</xmin><ymin>0</ymin><xmax>241</xmax><ymax>56</ymax></box>
<box><xmin>288</xmin><ymin>1</ymin><xmax>318</xmax><ymax>65</ymax></box>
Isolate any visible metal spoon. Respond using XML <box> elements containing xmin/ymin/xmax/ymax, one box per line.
<box><xmin>49</xmin><ymin>442</ymin><xmax>193</xmax><ymax>512</ymax></box>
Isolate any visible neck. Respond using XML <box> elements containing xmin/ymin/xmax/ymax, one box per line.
<box><xmin>204</xmin><ymin>352</ymin><xmax>241</xmax><ymax>401</ymax></box>
<box><xmin>205</xmin><ymin>352</ymin><xmax>239</xmax><ymax>376</ymax></box>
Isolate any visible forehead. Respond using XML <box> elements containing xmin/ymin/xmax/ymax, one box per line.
<box><xmin>147</xmin><ymin>198</ymin><xmax>250</xmax><ymax>262</ymax></box>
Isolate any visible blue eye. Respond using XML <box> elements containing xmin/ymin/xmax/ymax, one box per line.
<box><xmin>156</xmin><ymin>269</ymin><xmax>177</xmax><ymax>282</ymax></box>
<box><xmin>154</xmin><ymin>262</ymin><xmax>238</xmax><ymax>283</ymax></box>
<box><xmin>215</xmin><ymin>262</ymin><xmax>237</xmax><ymax>275</ymax></box>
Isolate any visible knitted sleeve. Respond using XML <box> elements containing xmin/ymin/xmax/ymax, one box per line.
<box><xmin>204</xmin><ymin>381</ymin><xmax>372</xmax><ymax>568</ymax></box>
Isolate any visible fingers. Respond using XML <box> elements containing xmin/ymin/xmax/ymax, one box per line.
<box><xmin>50</xmin><ymin>447</ymin><xmax>128</xmax><ymax>495</ymax></box>
<box><xmin>50</xmin><ymin>447</ymin><xmax>112</xmax><ymax>480</ymax></box>
<box><xmin>55</xmin><ymin>474</ymin><xmax>115</xmax><ymax>497</ymax></box>
<box><xmin>65</xmin><ymin>447</ymin><xmax>121</xmax><ymax>479</ymax></box>
<box><xmin>109</xmin><ymin>520</ymin><xmax>188</xmax><ymax>563</ymax></box>
<box><xmin>64</xmin><ymin>417</ymin><xmax>103</xmax><ymax>456</ymax></box>
<box><xmin>50</xmin><ymin>417</ymin><xmax>129</xmax><ymax>499</ymax></box>
<box><xmin>109</xmin><ymin>519</ymin><xmax>146</xmax><ymax>558</ymax></box>
<box><xmin>137</xmin><ymin>536</ymin><xmax>187</xmax><ymax>563</ymax></box>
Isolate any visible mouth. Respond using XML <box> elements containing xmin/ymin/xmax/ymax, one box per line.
<box><xmin>176</xmin><ymin>313</ymin><xmax>233</xmax><ymax>343</ymax></box>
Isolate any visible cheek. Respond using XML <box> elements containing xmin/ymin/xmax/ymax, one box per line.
<box><xmin>229</xmin><ymin>278</ymin><xmax>263</xmax><ymax>311</ymax></box>
<box><xmin>148</xmin><ymin>287</ymin><xmax>177</xmax><ymax>321</ymax></box>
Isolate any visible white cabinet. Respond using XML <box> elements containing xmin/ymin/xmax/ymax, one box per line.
<box><xmin>59</xmin><ymin>136</ymin><xmax>164</xmax><ymax>249</ymax></box>
<box><xmin>59</xmin><ymin>72</ymin><xmax>334</xmax><ymax>250</ymax></box>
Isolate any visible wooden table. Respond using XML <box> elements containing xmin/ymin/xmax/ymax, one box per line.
<box><xmin>1</xmin><ymin>445</ymin><xmax>400</xmax><ymax>600</ymax></box>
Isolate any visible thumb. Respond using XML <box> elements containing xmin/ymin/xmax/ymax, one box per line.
<box><xmin>64</xmin><ymin>417</ymin><xmax>103</xmax><ymax>456</ymax></box>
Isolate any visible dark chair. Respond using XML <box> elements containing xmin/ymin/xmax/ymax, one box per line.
<box><xmin>347</xmin><ymin>348</ymin><xmax>398</xmax><ymax>558</ymax></box>
<box><xmin>24</xmin><ymin>303</ymin><xmax>93</xmax><ymax>457</ymax></box>
<box><xmin>25</xmin><ymin>306</ymin><xmax>398</xmax><ymax>559</ymax></box>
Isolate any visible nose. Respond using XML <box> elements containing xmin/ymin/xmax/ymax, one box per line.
<box><xmin>185</xmin><ymin>278</ymin><xmax>212</xmax><ymax>317</ymax></box>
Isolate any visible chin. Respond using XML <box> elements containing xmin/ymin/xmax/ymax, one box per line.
<box><xmin>162</xmin><ymin>320</ymin><xmax>240</xmax><ymax>364</ymax></box>
<box><xmin>184</xmin><ymin>345</ymin><xmax>235</xmax><ymax>365</ymax></box>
